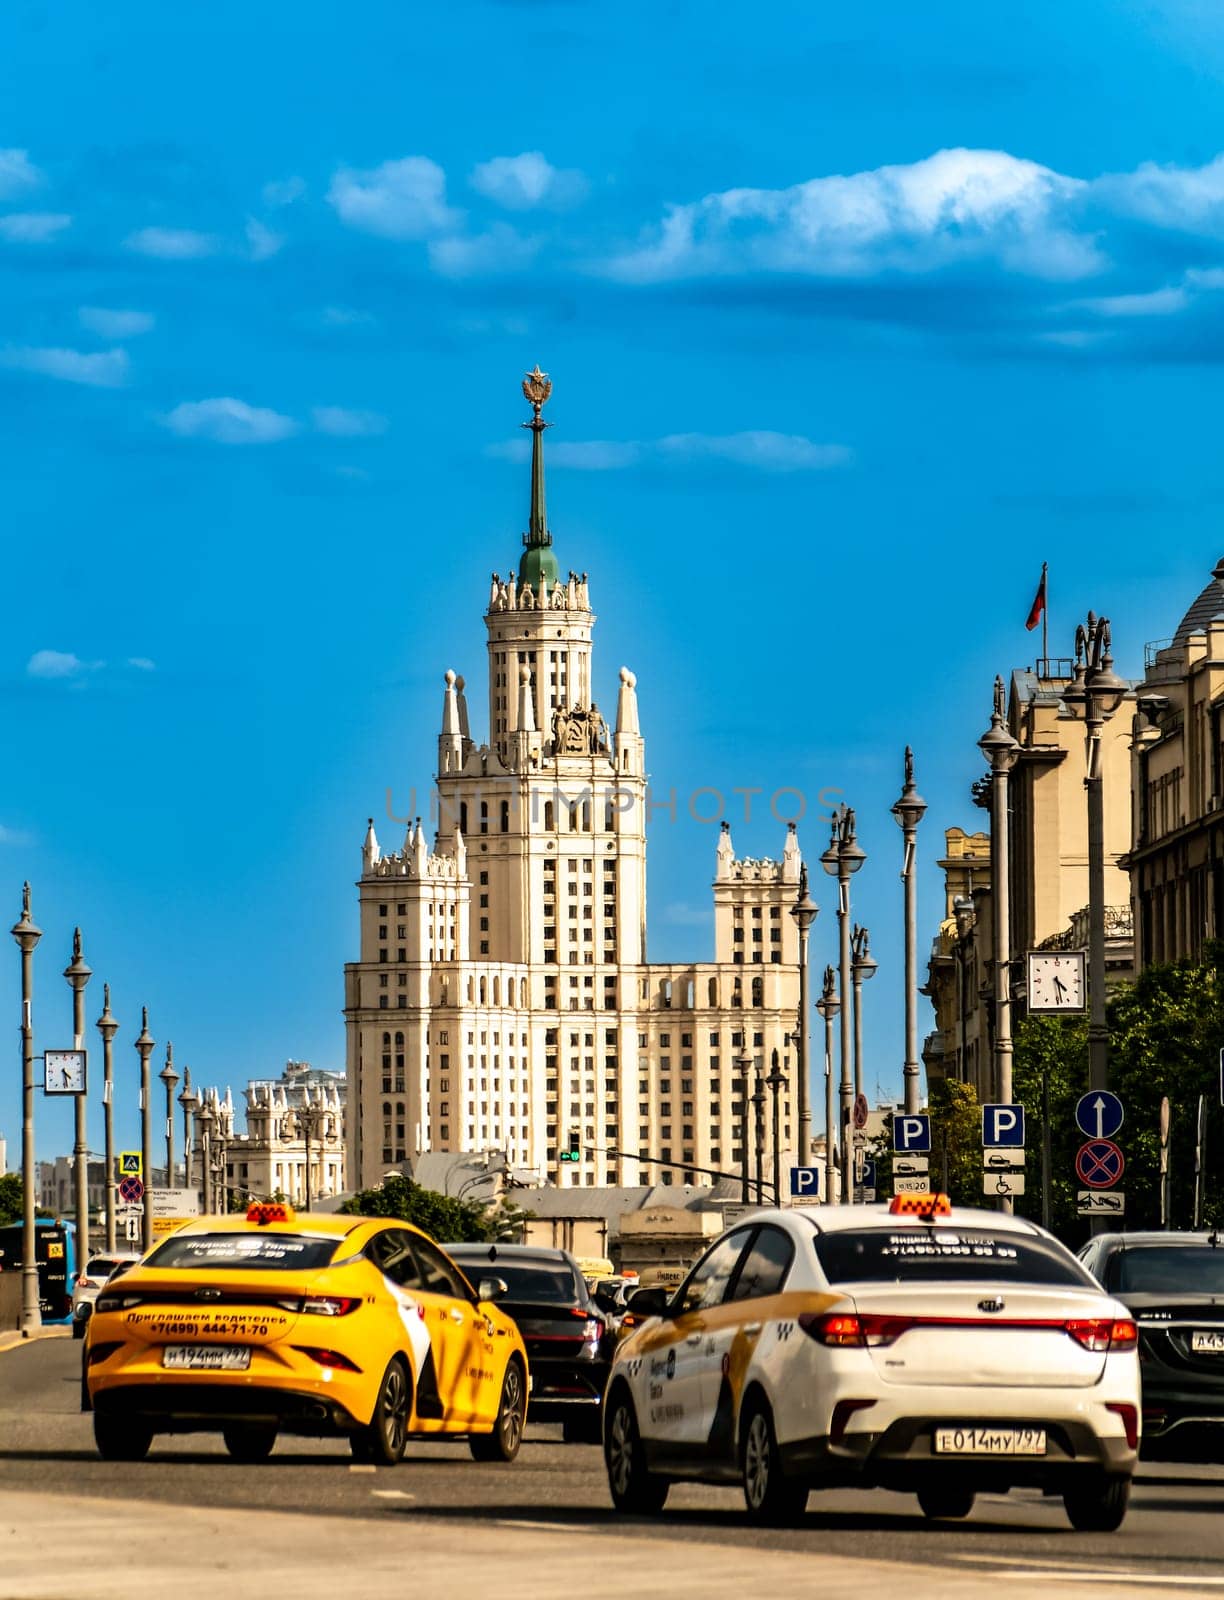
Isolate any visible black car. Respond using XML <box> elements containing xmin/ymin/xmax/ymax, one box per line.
<box><xmin>448</xmin><ymin>1244</ymin><xmax>612</xmax><ymax>1442</ymax></box>
<box><xmin>1080</xmin><ymin>1231</ymin><xmax>1224</xmax><ymax>1460</ymax></box>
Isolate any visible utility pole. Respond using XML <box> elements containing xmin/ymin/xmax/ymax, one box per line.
<box><xmin>96</xmin><ymin>986</ymin><xmax>119</xmax><ymax>1252</ymax></box>
<box><xmin>11</xmin><ymin>884</ymin><xmax>43</xmax><ymax>1336</ymax></box>
<box><xmin>135</xmin><ymin>1010</ymin><xmax>155</xmax><ymax>1250</ymax></box>
<box><xmin>64</xmin><ymin>930</ymin><xmax>93</xmax><ymax>1270</ymax></box>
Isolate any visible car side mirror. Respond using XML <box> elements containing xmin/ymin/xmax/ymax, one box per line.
<box><xmin>478</xmin><ymin>1276</ymin><xmax>508</xmax><ymax>1303</ymax></box>
<box><xmin>625</xmin><ymin>1286</ymin><xmax>671</xmax><ymax>1319</ymax></box>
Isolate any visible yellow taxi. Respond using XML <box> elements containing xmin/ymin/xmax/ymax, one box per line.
<box><xmin>84</xmin><ymin>1203</ymin><xmax>529</xmax><ymax>1465</ymax></box>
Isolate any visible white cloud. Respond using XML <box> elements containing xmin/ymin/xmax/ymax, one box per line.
<box><xmin>607</xmin><ymin>147</ymin><xmax>1099</xmax><ymax>283</ymax></box>
<box><xmin>125</xmin><ymin>226</ymin><xmax>218</xmax><ymax>259</ymax></box>
<box><xmin>27</xmin><ymin>649</ymin><xmax>100</xmax><ymax>680</ymax></box>
<box><xmin>1077</xmin><ymin>286</ymin><xmax>1190</xmax><ymax>317</ymax></box>
<box><xmin>469</xmin><ymin>151</ymin><xmax>587</xmax><ymax>211</ymax></box>
<box><xmin>311</xmin><ymin>406</ymin><xmax>388</xmax><ymax>437</ymax></box>
<box><xmin>79</xmin><ymin>306</ymin><xmax>155</xmax><ymax>339</ymax></box>
<box><xmin>0</xmin><ymin>212</ymin><xmax>70</xmax><ymax>243</ymax></box>
<box><xmin>428</xmin><ymin>224</ymin><xmax>539</xmax><ymax>277</ymax></box>
<box><xmin>327</xmin><ymin>156</ymin><xmax>460</xmax><ymax>239</ymax></box>
<box><xmin>659</xmin><ymin>431</ymin><xmax>852</xmax><ymax>470</ymax></box>
<box><xmin>488</xmin><ymin>430</ymin><xmax>848</xmax><ymax>472</ymax></box>
<box><xmin>1</xmin><ymin>346</ymin><xmax>129</xmax><ymax>388</ymax></box>
<box><xmin>162</xmin><ymin>398</ymin><xmax>298</xmax><ymax>445</ymax></box>
<box><xmin>0</xmin><ymin>148</ymin><xmax>42</xmax><ymax>198</ymax></box>
<box><xmin>245</xmin><ymin>217</ymin><xmax>282</xmax><ymax>261</ymax></box>
<box><xmin>263</xmin><ymin>175</ymin><xmax>306</xmax><ymax>208</ymax></box>
<box><xmin>1098</xmin><ymin>153</ymin><xmax>1224</xmax><ymax>231</ymax></box>
<box><xmin>321</xmin><ymin>305</ymin><xmax>376</xmax><ymax>327</ymax></box>
<box><xmin>127</xmin><ymin>657</ymin><xmax>157</xmax><ymax>671</ymax></box>
<box><xmin>0</xmin><ymin>823</ymin><xmax>32</xmax><ymax>846</ymax></box>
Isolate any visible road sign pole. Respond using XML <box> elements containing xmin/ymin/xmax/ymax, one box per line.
<box><xmin>1159</xmin><ymin>1096</ymin><xmax>1171</xmax><ymax>1231</ymax></box>
<box><xmin>1194</xmin><ymin>1093</ymin><xmax>1207</xmax><ymax>1230</ymax></box>
<box><xmin>1041</xmin><ymin>1065</ymin><xmax>1052</xmax><ymax>1233</ymax></box>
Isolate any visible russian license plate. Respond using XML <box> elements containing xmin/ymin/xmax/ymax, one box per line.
<box><xmin>162</xmin><ymin>1345</ymin><xmax>251</xmax><ymax>1371</ymax></box>
<box><xmin>934</xmin><ymin>1426</ymin><xmax>1046</xmax><ymax>1456</ymax></box>
<box><xmin>1192</xmin><ymin>1330</ymin><xmax>1224</xmax><ymax>1354</ymax></box>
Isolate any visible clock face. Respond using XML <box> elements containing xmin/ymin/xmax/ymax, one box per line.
<box><xmin>44</xmin><ymin>1049</ymin><xmax>87</xmax><ymax>1094</ymax></box>
<box><xmin>1027</xmin><ymin>952</ymin><xmax>1086</xmax><ymax>1012</ymax></box>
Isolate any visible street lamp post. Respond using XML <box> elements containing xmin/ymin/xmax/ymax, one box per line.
<box><xmin>291</xmin><ymin>1092</ymin><xmax>333</xmax><ymax>1213</ymax></box>
<box><xmin>751</xmin><ymin>1060</ymin><xmax>767</xmax><ymax>1206</ymax></box>
<box><xmin>979</xmin><ymin>678</ymin><xmax>1021</xmax><ymax>1213</ymax></box>
<box><xmin>735</xmin><ymin>1048</ymin><xmax>752</xmax><ymax>1203</ymax></box>
<box><xmin>821</xmin><ymin>807</ymin><xmax>866</xmax><ymax>1204</ymax></box>
<box><xmin>850</xmin><ymin>924</ymin><xmax>877</xmax><ymax>1133</ymax></box>
<box><xmin>160</xmin><ymin>1042</ymin><xmax>179</xmax><ymax>1188</ymax></box>
<box><xmin>891</xmin><ymin>747</ymin><xmax>927</xmax><ymax>1115</ymax></box>
<box><xmin>789</xmin><ymin>865</ymin><xmax>818</xmax><ymax>1168</ymax></box>
<box><xmin>96</xmin><ymin>985</ymin><xmax>119</xmax><ymax>1252</ymax></box>
<box><xmin>1061</xmin><ymin>613</ymin><xmax>1129</xmax><ymax>1233</ymax></box>
<box><xmin>64</xmin><ymin>930</ymin><xmax>93</xmax><ymax>1271</ymax></box>
<box><xmin>197</xmin><ymin>1099</ymin><xmax>214</xmax><ymax>1213</ymax></box>
<box><xmin>815</xmin><ymin>965</ymin><xmax>840</xmax><ymax>1204</ymax></box>
<box><xmin>178</xmin><ymin>1069</ymin><xmax>198</xmax><ymax>1194</ymax></box>
<box><xmin>11</xmin><ymin>884</ymin><xmax>43</xmax><ymax>1336</ymax></box>
<box><xmin>134</xmin><ymin>1009</ymin><xmax>155</xmax><ymax>1250</ymax></box>
<box><xmin>765</xmin><ymin>1049</ymin><xmax>788</xmax><ymax>1204</ymax></box>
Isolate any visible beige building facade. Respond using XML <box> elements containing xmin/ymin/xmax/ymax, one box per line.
<box><xmin>345</xmin><ymin>373</ymin><xmax>804</xmax><ymax>1192</ymax></box>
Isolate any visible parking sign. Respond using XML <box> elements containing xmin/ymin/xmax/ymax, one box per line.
<box><xmin>982</xmin><ymin>1104</ymin><xmax>1025</xmax><ymax>1148</ymax></box>
<box><xmin>790</xmin><ymin>1166</ymin><xmax>821</xmax><ymax>1202</ymax></box>
<box><xmin>892</xmin><ymin>1113</ymin><xmax>931</xmax><ymax>1153</ymax></box>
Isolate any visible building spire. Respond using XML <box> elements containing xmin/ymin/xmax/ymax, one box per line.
<box><xmin>518</xmin><ymin>366</ymin><xmax>561</xmax><ymax>592</ymax></box>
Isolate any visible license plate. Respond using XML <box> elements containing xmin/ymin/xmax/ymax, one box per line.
<box><xmin>1192</xmin><ymin>1330</ymin><xmax>1224</xmax><ymax>1354</ymax></box>
<box><xmin>162</xmin><ymin>1345</ymin><xmax>251</xmax><ymax>1371</ymax></box>
<box><xmin>934</xmin><ymin>1426</ymin><xmax>1046</xmax><ymax>1456</ymax></box>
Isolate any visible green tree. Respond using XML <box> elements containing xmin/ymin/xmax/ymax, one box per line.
<box><xmin>0</xmin><ymin>1173</ymin><xmax>23</xmax><ymax>1226</ymax></box>
<box><xmin>339</xmin><ymin>1174</ymin><xmax>529</xmax><ymax>1243</ymax></box>
<box><xmin>870</xmin><ymin>1081</ymin><xmax>981</xmax><ymax>1204</ymax></box>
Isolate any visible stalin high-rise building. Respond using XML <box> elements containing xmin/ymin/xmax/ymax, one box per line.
<box><xmin>345</xmin><ymin>370</ymin><xmax>805</xmax><ymax>1191</ymax></box>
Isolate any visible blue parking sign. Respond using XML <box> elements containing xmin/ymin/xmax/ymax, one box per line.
<box><xmin>892</xmin><ymin>1113</ymin><xmax>931</xmax><ymax>1153</ymax></box>
<box><xmin>982</xmin><ymin>1104</ymin><xmax>1025</xmax><ymax>1148</ymax></box>
<box><xmin>790</xmin><ymin>1166</ymin><xmax>821</xmax><ymax>1199</ymax></box>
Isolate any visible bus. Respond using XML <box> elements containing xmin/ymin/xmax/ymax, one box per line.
<box><xmin>0</xmin><ymin>1219</ymin><xmax>77</xmax><ymax>1325</ymax></box>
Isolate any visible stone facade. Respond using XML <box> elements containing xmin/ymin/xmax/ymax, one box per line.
<box><xmin>345</xmin><ymin>376</ymin><xmax>803</xmax><ymax>1192</ymax></box>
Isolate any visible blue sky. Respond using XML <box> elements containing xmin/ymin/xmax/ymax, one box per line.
<box><xmin>3</xmin><ymin>0</ymin><xmax>1224</xmax><ymax>1162</ymax></box>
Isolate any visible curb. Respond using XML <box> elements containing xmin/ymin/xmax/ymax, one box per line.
<box><xmin>0</xmin><ymin>1326</ymin><xmax>71</xmax><ymax>1353</ymax></box>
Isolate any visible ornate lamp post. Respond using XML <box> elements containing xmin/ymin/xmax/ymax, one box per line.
<box><xmin>850</xmin><ymin>923</ymin><xmax>877</xmax><ymax>1124</ymax></box>
<box><xmin>815</xmin><ymin>966</ymin><xmax>840</xmax><ymax>1205</ymax></box>
<box><xmin>979</xmin><ymin>680</ymin><xmax>1020</xmax><ymax>1213</ymax></box>
<box><xmin>1061</xmin><ymin>614</ymin><xmax>1129</xmax><ymax>1228</ymax></box>
<box><xmin>789</xmin><ymin>866</ymin><xmax>818</xmax><ymax>1167</ymax></box>
<box><xmin>821</xmin><ymin>806</ymin><xmax>866</xmax><ymax>1204</ymax></box>
<box><xmin>178</xmin><ymin>1069</ymin><xmax>198</xmax><ymax>1194</ymax></box>
<box><xmin>134</xmin><ymin>1009</ymin><xmax>155</xmax><ymax>1249</ymax></box>
<box><xmin>11</xmin><ymin>884</ymin><xmax>43</xmax><ymax>1336</ymax></box>
<box><xmin>751</xmin><ymin>1060</ymin><xmax>767</xmax><ymax>1205</ymax></box>
<box><xmin>197</xmin><ymin>1098</ymin><xmax>214</xmax><ymax>1213</ymax></box>
<box><xmin>735</xmin><ymin>1048</ymin><xmax>752</xmax><ymax>1203</ymax></box>
<box><xmin>63</xmin><ymin>930</ymin><xmax>93</xmax><ymax>1270</ymax></box>
<box><xmin>160</xmin><ymin>1042</ymin><xmax>179</xmax><ymax>1187</ymax></box>
<box><xmin>891</xmin><ymin>747</ymin><xmax>927</xmax><ymax>1114</ymax></box>
<box><xmin>765</xmin><ymin>1049</ymin><xmax>788</xmax><ymax>1204</ymax></box>
<box><xmin>96</xmin><ymin>985</ymin><xmax>119</xmax><ymax>1252</ymax></box>
<box><xmin>289</xmin><ymin>1091</ymin><xmax>334</xmax><ymax>1212</ymax></box>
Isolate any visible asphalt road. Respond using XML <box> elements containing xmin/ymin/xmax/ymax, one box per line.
<box><xmin>4</xmin><ymin>1336</ymin><xmax>1224</xmax><ymax>1591</ymax></box>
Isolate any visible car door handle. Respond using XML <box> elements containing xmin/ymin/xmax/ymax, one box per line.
<box><xmin>685</xmin><ymin>1334</ymin><xmax>703</xmax><ymax>1345</ymax></box>
<box><xmin>743</xmin><ymin>1322</ymin><xmax>762</xmax><ymax>1334</ymax></box>
<box><xmin>450</xmin><ymin>1309</ymin><xmax>465</xmax><ymax>1324</ymax></box>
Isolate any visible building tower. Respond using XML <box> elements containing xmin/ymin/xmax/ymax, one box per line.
<box><xmin>345</xmin><ymin>370</ymin><xmax>802</xmax><ymax>1193</ymax></box>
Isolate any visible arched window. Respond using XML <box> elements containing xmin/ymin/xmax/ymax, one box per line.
<box><xmin>479</xmin><ymin>977</ymin><xmax>487</xmax><ymax>1005</ymax></box>
<box><xmin>661</xmin><ymin>978</ymin><xmax>672</xmax><ymax>1009</ymax></box>
<box><xmin>394</xmin><ymin>1031</ymin><xmax>404</xmax><ymax>1047</ymax></box>
<box><xmin>520</xmin><ymin>977</ymin><xmax>528</xmax><ymax>1007</ymax></box>
<box><xmin>581</xmin><ymin>799</ymin><xmax>591</xmax><ymax>832</ymax></box>
<box><xmin>492</xmin><ymin>976</ymin><xmax>500</xmax><ymax>1006</ymax></box>
<box><xmin>500</xmin><ymin>799</ymin><xmax>510</xmax><ymax>833</ymax></box>
<box><xmin>381</xmin><ymin>1031</ymin><xmax>391</xmax><ymax>1049</ymax></box>
<box><xmin>460</xmin><ymin>802</ymin><xmax>468</xmax><ymax>833</ymax></box>
<box><xmin>751</xmin><ymin>976</ymin><xmax>764</xmax><ymax>1008</ymax></box>
<box><xmin>569</xmin><ymin>803</ymin><xmax>579</xmax><ymax>833</ymax></box>
<box><xmin>467</xmin><ymin>976</ymin><xmax>475</xmax><ymax>1003</ymax></box>
<box><xmin>479</xmin><ymin>801</ymin><xmax>489</xmax><ymax>836</ymax></box>
<box><xmin>544</xmin><ymin>800</ymin><xmax>555</xmax><ymax>830</ymax></box>
<box><xmin>708</xmin><ymin>977</ymin><xmax>718</xmax><ymax>1007</ymax></box>
<box><xmin>604</xmin><ymin>797</ymin><xmax>616</xmax><ymax>831</ymax></box>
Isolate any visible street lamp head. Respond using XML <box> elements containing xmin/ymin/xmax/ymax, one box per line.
<box><xmin>63</xmin><ymin>926</ymin><xmax>92</xmax><ymax>990</ymax></box>
<box><xmin>815</xmin><ymin>964</ymin><xmax>841</xmax><ymax>1020</ymax></box>
<box><xmin>134</xmin><ymin>1005</ymin><xmax>154</xmax><ymax>1056</ymax></box>
<box><xmin>978</xmin><ymin>676</ymin><xmax>1020</xmax><ymax>772</ymax></box>
<box><xmin>10</xmin><ymin>881</ymin><xmax>42</xmax><ymax>952</ymax></box>
<box><xmin>819</xmin><ymin>815</ymin><xmax>841</xmax><ymax>877</ymax></box>
<box><xmin>851</xmin><ymin>924</ymin><xmax>878</xmax><ymax>981</ymax></box>
<box><xmin>891</xmin><ymin>745</ymin><xmax>928</xmax><ymax>830</ymax></box>
<box><xmin>840</xmin><ymin>809</ymin><xmax>867</xmax><ymax>875</ymax></box>
<box><xmin>790</xmin><ymin>862</ymin><xmax>819</xmax><ymax>934</ymax></box>
<box><xmin>178</xmin><ymin>1065</ymin><xmax>199</xmax><ymax>1113</ymax></box>
<box><xmin>734</xmin><ymin>1049</ymin><xmax>753</xmax><ymax>1075</ymax></box>
<box><xmin>96</xmin><ymin>981</ymin><xmax>120</xmax><ymax>1041</ymax></box>
<box><xmin>160</xmin><ymin>1040</ymin><xmax>180</xmax><ymax>1089</ymax></box>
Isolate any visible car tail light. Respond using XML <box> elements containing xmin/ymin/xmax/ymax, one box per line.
<box><xmin>799</xmin><ymin>1313</ymin><xmax>908</xmax><ymax>1347</ymax></box>
<box><xmin>95</xmin><ymin>1292</ymin><xmax>144</xmax><ymax>1313</ymax></box>
<box><xmin>293</xmin><ymin>1346</ymin><xmax>362</xmax><ymax>1372</ymax></box>
<box><xmin>1106</xmin><ymin>1402</ymin><xmax>1139</xmax><ymax>1449</ymax></box>
<box><xmin>76</xmin><ymin>1276</ymin><xmax>95</xmax><ymax>1290</ymax></box>
<box><xmin>1064</xmin><ymin>1318</ymin><xmax>1137</xmax><ymax>1352</ymax></box>
<box><xmin>301</xmin><ymin>1296</ymin><xmax>360</xmax><ymax>1317</ymax></box>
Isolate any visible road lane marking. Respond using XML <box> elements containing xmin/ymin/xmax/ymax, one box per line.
<box><xmin>495</xmin><ymin>1519</ymin><xmax>578</xmax><ymax>1534</ymax></box>
<box><xmin>973</xmin><ymin>1574</ymin><xmax>1224</xmax><ymax>1589</ymax></box>
<box><xmin>348</xmin><ymin>1465</ymin><xmax>377</xmax><ymax>1474</ymax></box>
<box><xmin>371</xmin><ymin>1489</ymin><xmax>414</xmax><ymax>1499</ymax></box>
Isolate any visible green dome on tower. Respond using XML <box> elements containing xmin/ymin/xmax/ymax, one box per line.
<box><xmin>517</xmin><ymin>364</ymin><xmax>560</xmax><ymax>592</ymax></box>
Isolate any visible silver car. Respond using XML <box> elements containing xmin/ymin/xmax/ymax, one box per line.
<box><xmin>71</xmin><ymin>1252</ymin><xmax>141</xmax><ymax>1338</ymax></box>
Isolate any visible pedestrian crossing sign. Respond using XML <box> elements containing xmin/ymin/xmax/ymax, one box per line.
<box><xmin>119</xmin><ymin>1151</ymin><xmax>142</xmax><ymax>1178</ymax></box>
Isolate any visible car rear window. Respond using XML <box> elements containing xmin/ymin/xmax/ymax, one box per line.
<box><xmin>144</xmin><ymin>1233</ymin><xmax>340</xmax><ymax>1271</ymax></box>
<box><xmin>86</xmin><ymin>1257</ymin><xmax>124</xmax><ymax>1276</ymax></box>
<box><xmin>1106</xmin><ymin>1246</ymin><xmax>1224</xmax><ymax>1295</ymax></box>
<box><xmin>457</xmin><ymin>1261</ymin><xmax>580</xmax><ymax>1304</ymax></box>
<box><xmin>814</xmin><ymin>1227</ymin><xmax>1093</xmax><ymax>1287</ymax></box>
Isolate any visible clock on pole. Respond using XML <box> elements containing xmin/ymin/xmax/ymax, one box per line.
<box><xmin>1026</xmin><ymin>951</ymin><xmax>1086</xmax><ymax>1012</ymax></box>
<box><xmin>43</xmin><ymin>1048</ymin><xmax>87</xmax><ymax>1094</ymax></box>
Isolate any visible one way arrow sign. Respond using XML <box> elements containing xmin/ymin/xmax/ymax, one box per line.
<box><xmin>1075</xmin><ymin>1091</ymin><xmax>1124</xmax><ymax>1141</ymax></box>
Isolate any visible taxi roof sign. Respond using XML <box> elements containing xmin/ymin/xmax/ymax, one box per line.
<box><xmin>888</xmin><ymin>1192</ymin><xmax>952</xmax><ymax>1219</ymax></box>
<box><xmin>246</xmin><ymin>1201</ymin><xmax>296</xmax><ymax>1226</ymax></box>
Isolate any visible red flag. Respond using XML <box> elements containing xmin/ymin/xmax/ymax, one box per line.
<box><xmin>1025</xmin><ymin>566</ymin><xmax>1047</xmax><ymax>632</ymax></box>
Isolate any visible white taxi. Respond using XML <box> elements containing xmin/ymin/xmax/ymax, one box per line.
<box><xmin>603</xmin><ymin>1196</ymin><xmax>1140</xmax><ymax>1531</ymax></box>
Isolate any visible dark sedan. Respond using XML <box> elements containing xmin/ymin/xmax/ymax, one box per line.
<box><xmin>448</xmin><ymin>1244</ymin><xmax>612</xmax><ymax>1442</ymax></box>
<box><xmin>1080</xmin><ymin>1231</ymin><xmax>1224</xmax><ymax>1460</ymax></box>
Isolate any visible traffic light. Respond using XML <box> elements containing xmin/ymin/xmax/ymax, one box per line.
<box><xmin>559</xmin><ymin>1131</ymin><xmax>581</xmax><ymax>1162</ymax></box>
